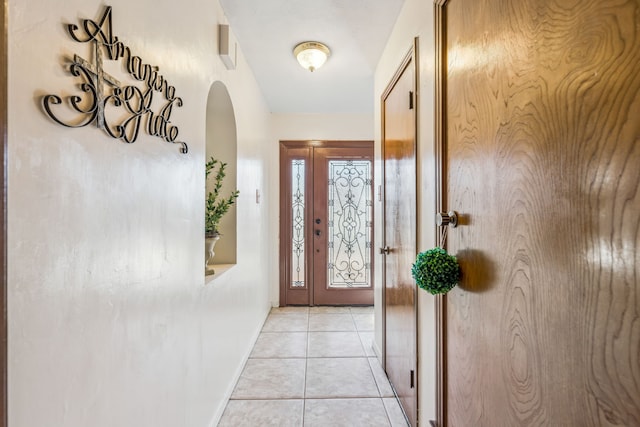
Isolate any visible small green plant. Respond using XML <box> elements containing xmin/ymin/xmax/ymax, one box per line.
<box><xmin>205</xmin><ymin>157</ymin><xmax>239</xmax><ymax>237</ymax></box>
<box><xmin>411</xmin><ymin>247</ymin><xmax>460</xmax><ymax>295</ymax></box>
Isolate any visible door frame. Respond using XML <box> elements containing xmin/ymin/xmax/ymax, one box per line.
<box><xmin>434</xmin><ymin>2</ymin><xmax>448</xmax><ymax>426</ymax></box>
<box><xmin>1</xmin><ymin>0</ymin><xmax>8</xmax><ymax>424</ymax></box>
<box><xmin>279</xmin><ymin>140</ymin><xmax>374</xmax><ymax>306</ymax></box>
<box><xmin>380</xmin><ymin>39</ymin><xmax>419</xmax><ymax>423</ymax></box>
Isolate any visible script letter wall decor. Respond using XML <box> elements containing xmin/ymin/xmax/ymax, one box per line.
<box><xmin>42</xmin><ymin>6</ymin><xmax>189</xmax><ymax>154</ymax></box>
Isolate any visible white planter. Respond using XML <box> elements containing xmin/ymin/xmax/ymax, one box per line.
<box><xmin>205</xmin><ymin>235</ymin><xmax>220</xmax><ymax>275</ymax></box>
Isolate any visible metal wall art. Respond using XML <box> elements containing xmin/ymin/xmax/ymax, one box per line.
<box><xmin>42</xmin><ymin>6</ymin><xmax>188</xmax><ymax>154</ymax></box>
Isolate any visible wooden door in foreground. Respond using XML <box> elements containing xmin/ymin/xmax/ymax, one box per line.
<box><xmin>382</xmin><ymin>50</ymin><xmax>417</xmax><ymax>426</ymax></box>
<box><xmin>438</xmin><ymin>0</ymin><xmax>640</xmax><ymax>425</ymax></box>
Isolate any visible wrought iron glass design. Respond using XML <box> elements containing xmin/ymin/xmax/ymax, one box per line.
<box><xmin>327</xmin><ymin>160</ymin><xmax>372</xmax><ymax>288</ymax></box>
<box><xmin>291</xmin><ymin>160</ymin><xmax>306</xmax><ymax>287</ymax></box>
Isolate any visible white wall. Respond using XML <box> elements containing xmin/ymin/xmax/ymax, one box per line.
<box><xmin>268</xmin><ymin>113</ymin><xmax>374</xmax><ymax>305</ymax></box>
<box><xmin>373</xmin><ymin>0</ymin><xmax>438</xmax><ymax>423</ymax></box>
<box><xmin>271</xmin><ymin>113</ymin><xmax>374</xmax><ymax>142</ymax></box>
<box><xmin>8</xmin><ymin>0</ymin><xmax>272</xmax><ymax>426</ymax></box>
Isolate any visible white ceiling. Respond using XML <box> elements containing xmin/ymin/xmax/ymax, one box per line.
<box><xmin>219</xmin><ymin>0</ymin><xmax>406</xmax><ymax>114</ymax></box>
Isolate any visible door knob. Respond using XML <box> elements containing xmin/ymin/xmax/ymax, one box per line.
<box><xmin>436</xmin><ymin>211</ymin><xmax>458</xmax><ymax>228</ymax></box>
<box><xmin>379</xmin><ymin>246</ymin><xmax>391</xmax><ymax>255</ymax></box>
<box><xmin>315</xmin><ymin>229</ymin><xmax>321</xmax><ymax>236</ymax></box>
<box><xmin>315</xmin><ymin>218</ymin><xmax>321</xmax><ymax>224</ymax></box>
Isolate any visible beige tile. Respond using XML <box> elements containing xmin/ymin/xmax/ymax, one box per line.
<box><xmin>383</xmin><ymin>398</ymin><xmax>410</xmax><ymax>427</ymax></box>
<box><xmin>358</xmin><ymin>331</ymin><xmax>377</xmax><ymax>357</ymax></box>
<box><xmin>353</xmin><ymin>313</ymin><xmax>374</xmax><ymax>331</ymax></box>
<box><xmin>270</xmin><ymin>306</ymin><xmax>309</xmax><ymax>314</ymax></box>
<box><xmin>368</xmin><ymin>357</ymin><xmax>395</xmax><ymax>397</ymax></box>
<box><xmin>231</xmin><ymin>358</ymin><xmax>305</xmax><ymax>399</ymax></box>
<box><xmin>308</xmin><ymin>313</ymin><xmax>356</xmax><ymax>331</ymax></box>
<box><xmin>262</xmin><ymin>313</ymin><xmax>308</xmax><ymax>332</ymax></box>
<box><xmin>219</xmin><ymin>399</ymin><xmax>303</xmax><ymax>427</ymax></box>
<box><xmin>304</xmin><ymin>398</ymin><xmax>390</xmax><ymax>427</ymax></box>
<box><xmin>307</xmin><ymin>332</ymin><xmax>365</xmax><ymax>358</ymax></box>
<box><xmin>349</xmin><ymin>306</ymin><xmax>374</xmax><ymax>314</ymax></box>
<box><xmin>310</xmin><ymin>306</ymin><xmax>351</xmax><ymax>314</ymax></box>
<box><xmin>250</xmin><ymin>332</ymin><xmax>307</xmax><ymax>358</ymax></box>
<box><xmin>305</xmin><ymin>357</ymin><xmax>379</xmax><ymax>398</ymax></box>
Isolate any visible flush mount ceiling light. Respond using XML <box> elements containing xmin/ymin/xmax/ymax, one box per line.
<box><xmin>293</xmin><ymin>41</ymin><xmax>331</xmax><ymax>72</ymax></box>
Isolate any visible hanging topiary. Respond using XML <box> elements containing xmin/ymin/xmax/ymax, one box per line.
<box><xmin>412</xmin><ymin>247</ymin><xmax>460</xmax><ymax>295</ymax></box>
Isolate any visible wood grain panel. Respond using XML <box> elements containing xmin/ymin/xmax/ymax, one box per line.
<box><xmin>441</xmin><ymin>0</ymin><xmax>640</xmax><ymax>425</ymax></box>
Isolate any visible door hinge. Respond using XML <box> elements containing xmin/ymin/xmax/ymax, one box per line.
<box><xmin>409</xmin><ymin>91</ymin><xmax>414</xmax><ymax>109</ymax></box>
<box><xmin>410</xmin><ymin>369</ymin><xmax>415</xmax><ymax>388</ymax></box>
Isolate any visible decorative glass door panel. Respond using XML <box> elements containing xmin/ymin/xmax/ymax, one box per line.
<box><xmin>291</xmin><ymin>159</ymin><xmax>306</xmax><ymax>288</ymax></box>
<box><xmin>280</xmin><ymin>146</ymin><xmax>312</xmax><ymax>305</ymax></box>
<box><xmin>313</xmin><ymin>147</ymin><xmax>374</xmax><ymax>305</ymax></box>
<box><xmin>280</xmin><ymin>142</ymin><xmax>373</xmax><ymax>306</ymax></box>
<box><xmin>327</xmin><ymin>160</ymin><xmax>372</xmax><ymax>289</ymax></box>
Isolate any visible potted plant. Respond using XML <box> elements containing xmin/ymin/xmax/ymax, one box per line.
<box><xmin>205</xmin><ymin>156</ymin><xmax>239</xmax><ymax>274</ymax></box>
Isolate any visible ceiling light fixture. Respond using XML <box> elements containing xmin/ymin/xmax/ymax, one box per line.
<box><xmin>293</xmin><ymin>41</ymin><xmax>330</xmax><ymax>72</ymax></box>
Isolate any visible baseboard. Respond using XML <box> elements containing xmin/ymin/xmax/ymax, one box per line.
<box><xmin>209</xmin><ymin>305</ymin><xmax>271</xmax><ymax>427</ymax></box>
<box><xmin>372</xmin><ymin>338</ymin><xmax>383</xmax><ymax>361</ymax></box>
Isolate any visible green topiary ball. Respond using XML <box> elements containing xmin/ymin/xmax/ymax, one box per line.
<box><xmin>412</xmin><ymin>247</ymin><xmax>460</xmax><ymax>295</ymax></box>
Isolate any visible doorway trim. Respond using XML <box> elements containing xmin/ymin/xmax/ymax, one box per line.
<box><xmin>1</xmin><ymin>0</ymin><xmax>8</xmax><ymax>424</ymax></box>
<box><xmin>434</xmin><ymin>1</ymin><xmax>448</xmax><ymax>426</ymax></box>
<box><xmin>279</xmin><ymin>140</ymin><xmax>374</xmax><ymax>306</ymax></box>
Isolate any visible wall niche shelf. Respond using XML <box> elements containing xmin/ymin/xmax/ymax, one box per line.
<box><xmin>204</xmin><ymin>81</ymin><xmax>239</xmax><ymax>277</ymax></box>
<box><xmin>205</xmin><ymin>264</ymin><xmax>235</xmax><ymax>284</ymax></box>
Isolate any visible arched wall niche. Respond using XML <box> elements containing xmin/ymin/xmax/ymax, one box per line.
<box><xmin>206</xmin><ymin>81</ymin><xmax>238</xmax><ymax>265</ymax></box>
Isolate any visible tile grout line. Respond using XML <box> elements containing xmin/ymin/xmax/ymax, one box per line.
<box><xmin>222</xmin><ymin>307</ymin><xmax>386</xmax><ymax>426</ymax></box>
<box><xmin>302</xmin><ymin>309</ymin><xmax>310</xmax><ymax>427</ymax></box>
<box><xmin>367</xmin><ymin>353</ymin><xmax>397</xmax><ymax>427</ymax></box>
<box><xmin>355</xmin><ymin>307</ymin><xmax>397</xmax><ymax>426</ymax></box>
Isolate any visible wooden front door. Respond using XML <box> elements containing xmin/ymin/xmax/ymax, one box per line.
<box><xmin>382</xmin><ymin>48</ymin><xmax>417</xmax><ymax>426</ymax></box>
<box><xmin>437</xmin><ymin>0</ymin><xmax>640</xmax><ymax>425</ymax></box>
<box><xmin>280</xmin><ymin>141</ymin><xmax>374</xmax><ymax>306</ymax></box>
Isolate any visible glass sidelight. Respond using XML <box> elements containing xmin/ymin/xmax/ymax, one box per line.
<box><xmin>291</xmin><ymin>160</ymin><xmax>306</xmax><ymax>287</ymax></box>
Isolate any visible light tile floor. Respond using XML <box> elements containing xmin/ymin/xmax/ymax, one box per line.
<box><xmin>218</xmin><ymin>306</ymin><xmax>409</xmax><ymax>427</ymax></box>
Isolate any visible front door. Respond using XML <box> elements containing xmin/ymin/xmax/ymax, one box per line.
<box><xmin>280</xmin><ymin>141</ymin><xmax>374</xmax><ymax>306</ymax></box>
<box><xmin>382</xmin><ymin>47</ymin><xmax>418</xmax><ymax>426</ymax></box>
<box><xmin>437</xmin><ymin>0</ymin><xmax>640</xmax><ymax>425</ymax></box>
